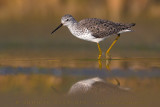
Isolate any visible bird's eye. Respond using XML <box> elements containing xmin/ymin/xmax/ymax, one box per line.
<box><xmin>66</xmin><ymin>19</ymin><xmax>69</xmax><ymax>21</ymax></box>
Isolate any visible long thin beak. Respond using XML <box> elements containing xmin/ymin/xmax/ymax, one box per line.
<box><xmin>51</xmin><ymin>23</ymin><xmax>63</xmax><ymax>34</ymax></box>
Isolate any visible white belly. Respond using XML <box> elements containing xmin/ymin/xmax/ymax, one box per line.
<box><xmin>68</xmin><ymin>26</ymin><xmax>104</xmax><ymax>43</ymax></box>
<box><xmin>75</xmin><ymin>33</ymin><xmax>94</xmax><ymax>41</ymax></box>
<box><xmin>72</xmin><ymin>32</ymin><xmax>104</xmax><ymax>43</ymax></box>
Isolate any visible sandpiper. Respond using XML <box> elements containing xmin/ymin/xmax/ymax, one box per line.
<box><xmin>51</xmin><ymin>14</ymin><xmax>135</xmax><ymax>59</ymax></box>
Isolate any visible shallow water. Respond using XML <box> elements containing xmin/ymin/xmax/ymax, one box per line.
<box><xmin>0</xmin><ymin>57</ymin><xmax>160</xmax><ymax>106</ymax></box>
<box><xmin>0</xmin><ymin>20</ymin><xmax>160</xmax><ymax>106</ymax></box>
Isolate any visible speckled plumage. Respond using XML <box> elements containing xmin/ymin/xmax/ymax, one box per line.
<box><xmin>78</xmin><ymin>18</ymin><xmax>135</xmax><ymax>38</ymax></box>
<box><xmin>54</xmin><ymin>14</ymin><xmax>135</xmax><ymax>43</ymax></box>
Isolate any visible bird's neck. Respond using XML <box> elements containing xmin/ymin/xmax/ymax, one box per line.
<box><xmin>67</xmin><ymin>22</ymin><xmax>80</xmax><ymax>37</ymax></box>
<box><xmin>67</xmin><ymin>21</ymin><xmax>78</xmax><ymax>30</ymax></box>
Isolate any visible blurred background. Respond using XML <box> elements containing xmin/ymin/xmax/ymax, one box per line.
<box><xmin>0</xmin><ymin>1</ymin><xmax>160</xmax><ymax>106</ymax></box>
<box><xmin>0</xmin><ymin>0</ymin><xmax>160</xmax><ymax>59</ymax></box>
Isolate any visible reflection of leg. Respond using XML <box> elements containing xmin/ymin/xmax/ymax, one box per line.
<box><xmin>106</xmin><ymin>34</ymin><xmax>120</xmax><ymax>59</ymax></box>
<box><xmin>98</xmin><ymin>59</ymin><xmax>102</xmax><ymax>69</ymax></box>
<box><xmin>114</xmin><ymin>78</ymin><xmax>120</xmax><ymax>86</ymax></box>
<box><xmin>97</xmin><ymin>43</ymin><xmax>102</xmax><ymax>60</ymax></box>
<box><xmin>106</xmin><ymin>59</ymin><xmax>111</xmax><ymax>71</ymax></box>
<box><xmin>106</xmin><ymin>59</ymin><xmax>121</xmax><ymax>87</ymax></box>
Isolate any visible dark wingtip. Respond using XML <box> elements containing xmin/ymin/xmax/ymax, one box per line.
<box><xmin>130</xmin><ymin>23</ymin><xmax>136</xmax><ymax>26</ymax></box>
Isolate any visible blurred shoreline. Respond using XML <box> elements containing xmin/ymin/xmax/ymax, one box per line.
<box><xmin>1</xmin><ymin>0</ymin><xmax>160</xmax><ymax>21</ymax></box>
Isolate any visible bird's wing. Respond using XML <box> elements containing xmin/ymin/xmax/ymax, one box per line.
<box><xmin>78</xmin><ymin>18</ymin><xmax>134</xmax><ymax>38</ymax></box>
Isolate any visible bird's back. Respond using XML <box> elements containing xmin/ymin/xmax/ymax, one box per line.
<box><xmin>78</xmin><ymin>18</ymin><xmax>135</xmax><ymax>38</ymax></box>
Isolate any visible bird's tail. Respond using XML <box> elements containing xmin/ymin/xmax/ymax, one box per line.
<box><xmin>129</xmin><ymin>23</ymin><xmax>136</xmax><ymax>27</ymax></box>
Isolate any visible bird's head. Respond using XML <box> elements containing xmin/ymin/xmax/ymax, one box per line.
<box><xmin>51</xmin><ymin>14</ymin><xmax>75</xmax><ymax>34</ymax></box>
<box><xmin>61</xmin><ymin>14</ymin><xmax>75</xmax><ymax>26</ymax></box>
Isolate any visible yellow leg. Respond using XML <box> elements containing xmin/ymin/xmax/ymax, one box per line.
<box><xmin>97</xmin><ymin>43</ymin><xmax>102</xmax><ymax>60</ymax></box>
<box><xmin>98</xmin><ymin>59</ymin><xmax>102</xmax><ymax>69</ymax></box>
<box><xmin>106</xmin><ymin>34</ymin><xmax>120</xmax><ymax>59</ymax></box>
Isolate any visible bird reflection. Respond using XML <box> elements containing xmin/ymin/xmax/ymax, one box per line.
<box><xmin>51</xmin><ymin>59</ymin><xmax>130</xmax><ymax>96</ymax></box>
<box><xmin>68</xmin><ymin>59</ymin><xmax>130</xmax><ymax>96</ymax></box>
<box><xmin>68</xmin><ymin>77</ymin><xmax>130</xmax><ymax>96</ymax></box>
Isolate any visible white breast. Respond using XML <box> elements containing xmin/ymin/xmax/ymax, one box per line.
<box><xmin>68</xmin><ymin>25</ymin><xmax>95</xmax><ymax>41</ymax></box>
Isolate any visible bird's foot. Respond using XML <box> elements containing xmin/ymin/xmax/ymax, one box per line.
<box><xmin>106</xmin><ymin>53</ymin><xmax>111</xmax><ymax>60</ymax></box>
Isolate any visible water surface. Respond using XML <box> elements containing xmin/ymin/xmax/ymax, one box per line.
<box><xmin>0</xmin><ymin>57</ymin><xmax>160</xmax><ymax>106</ymax></box>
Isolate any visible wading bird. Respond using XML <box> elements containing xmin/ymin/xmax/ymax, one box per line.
<box><xmin>51</xmin><ymin>14</ymin><xmax>135</xmax><ymax>59</ymax></box>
